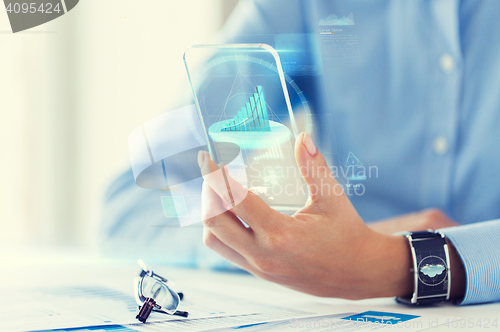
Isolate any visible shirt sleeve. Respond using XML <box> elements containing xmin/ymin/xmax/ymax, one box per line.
<box><xmin>440</xmin><ymin>219</ymin><xmax>500</xmax><ymax>305</ymax></box>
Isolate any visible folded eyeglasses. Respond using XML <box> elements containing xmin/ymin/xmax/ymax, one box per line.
<box><xmin>134</xmin><ymin>259</ymin><xmax>188</xmax><ymax>323</ymax></box>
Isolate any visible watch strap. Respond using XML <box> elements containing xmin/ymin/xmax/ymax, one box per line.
<box><xmin>397</xmin><ymin>230</ymin><xmax>451</xmax><ymax>305</ymax></box>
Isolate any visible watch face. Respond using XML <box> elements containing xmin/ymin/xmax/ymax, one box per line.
<box><xmin>417</xmin><ymin>255</ymin><xmax>447</xmax><ymax>286</ymax></box>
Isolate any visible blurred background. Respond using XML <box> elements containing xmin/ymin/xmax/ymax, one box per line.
<box><xmin>0</xmin><ymin>0</ymin><xmax>238</xmax><ymax>250</ymax></box>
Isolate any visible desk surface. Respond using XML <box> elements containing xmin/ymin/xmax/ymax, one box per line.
<box><xmin>1</xmin><ymin>245</ymin><xmax>499</xmax><ymax>331</ymax></box>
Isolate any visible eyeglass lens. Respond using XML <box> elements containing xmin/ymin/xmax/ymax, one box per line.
<box><xmin>141</xmin><ymin>274</ymin><xmax>180</xmax><ymax>313</ymax></box>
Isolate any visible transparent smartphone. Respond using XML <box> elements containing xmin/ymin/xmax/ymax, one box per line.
<box><xmin>184</xmin><ymin>44</ymin><xmax>308</xmax><ymax>213</ymax></box>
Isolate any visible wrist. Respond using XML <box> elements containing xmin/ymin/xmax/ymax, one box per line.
<box><xmin>394</xmin><ymin>231</ymin><xmax>465</xmax><ymax>305</ymax></box>
<box><xmin>383</xmin><ymin>234</ymin><xmax>414</xmax><ymax>298</ymax></box>
<box><xmin>361</xmin><ymin>232</ymin><xmax>465</xmax><ymax>301</ymax></box>
<box><xmin>360</xmin><ymin>231</ymin><xmax>413</xmax><ymax>298</ymax></box>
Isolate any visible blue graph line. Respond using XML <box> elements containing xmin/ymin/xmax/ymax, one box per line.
<box><xmin>31</xmin><ymin>324</ymin><xmax>140</xmax><ymax>332</ymax></box>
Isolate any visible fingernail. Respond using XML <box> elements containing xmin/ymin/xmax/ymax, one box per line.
<box><xmin>302</xmin><ymin>132</ymin><xmax>317</xmax><ymax>156</ymax></box>
<box><xmin>197</xmin><ymin>150</ymin><xmax>205</xmax><ymax>168</ymax></box>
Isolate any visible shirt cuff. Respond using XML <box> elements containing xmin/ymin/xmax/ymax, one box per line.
<box><xmin>440</xmin><ymin>219</ymin><xmax>500</xmax><ymax>305</ymax></box>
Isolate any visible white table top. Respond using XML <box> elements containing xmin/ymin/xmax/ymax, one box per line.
<box><xmin>1</xmin><ymin>245</ymin><xmax>499</xmax><ymax>331</ymax></box>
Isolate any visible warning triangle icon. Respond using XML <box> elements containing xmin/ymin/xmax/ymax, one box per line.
<box><xmin>345</xmin><ymin>152</ymin><xmax>363</xmax><ymax>167</ymax></box>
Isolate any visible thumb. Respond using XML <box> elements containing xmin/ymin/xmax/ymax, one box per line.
<box><xmin>295</xmin><ymin>132</ymin><xmax>342</xmax><ymax>203</ymax></box>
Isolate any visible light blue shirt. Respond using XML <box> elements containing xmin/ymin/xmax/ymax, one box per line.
<box><xmin>100</xmin><ymin>0</ymin><xmax>500</xmax><ymax>305</ymax></box>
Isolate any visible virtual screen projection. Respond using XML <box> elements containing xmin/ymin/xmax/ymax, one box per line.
<box><xmin>184</xmin><ymin>44</ymin><xmax>309</xmax><ymax>211</ymax></box>
<box><xmin>128</xmin><ymin>35</ymin><xmax>348</xmax><ymax>226</ymax></box>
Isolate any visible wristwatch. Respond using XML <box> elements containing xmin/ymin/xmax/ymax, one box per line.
<box><xmin>396</xmin><ymin>230</ymin><xmax>451</xmax><ymax>305</ymax></box>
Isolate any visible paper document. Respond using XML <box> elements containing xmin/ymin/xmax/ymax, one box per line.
<box><xmin>125</xmin><ymin>309</ymin><xmax>451</xmax><ymax>332</ymax></box>
<box><xmin>0</xmin><ymin>284</ymin><xmax>453</xmax><ymax>332</ymax></box>
<box><xmin>0</xmin><ymin>285</ymin><xmax>262</xmax><ymax>332</ymax></box>
<box><xmin>205</xmin><ymin>311</ymin><xmax>452</xmax><ymax>331</ymax></box>
<box><xmin>127</xmin><ymin>301</ymin><xmax>312</xmax><ymax>332</ymax></box>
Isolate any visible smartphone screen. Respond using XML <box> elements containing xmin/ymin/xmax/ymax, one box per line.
<box><xmin>184</xmin><ymin>44</ymin><xmax>308</xmax><ymax>212</ymax></box>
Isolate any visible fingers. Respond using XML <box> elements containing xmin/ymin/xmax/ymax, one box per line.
<box><xmin>200</xmin><ymin>180</ymin><xmax>255</xmax><ymax>255</ymax></box>
<box><xmin>202</xmin><ymin>227</ymin><xmax>259</xmax><ymax>273</ymax></box>
<box><xmin>419</xmin><ymin>208</ymin><xmax>459</xmax><ymax>229</ymax></box>
<box><xmin>369</xmin><ymin>209</ymin><xmax>460</xmax><ymax>235</ymax></box>
<box><xmin>294</xmin><ymin>132</ymin><xmax>342</xmax><ymax>204</ymax></box>
<box><xmin>198</xmin><ymin>151</ymin><xmax>247</xmax><ymax>208</ymax></box>
<box><xmin>198</xmin><ymin>150</ymin><xmax>280</xmax><ymax>232</ymax></box>
<box><xmin>202</xmin><ymin>227</ymin><xmax>285</xmax><ymax>284</ymax></box>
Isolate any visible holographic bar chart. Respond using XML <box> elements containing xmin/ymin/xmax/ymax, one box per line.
<box><xmin>254</xmin><ymin>140</ymin><xmax>284</xmax><ymax>160</ymax></box>
<box><xmin>221</xmin><ymin>86</ymin><xmax>270</xmax><ymax>131</ymax></box>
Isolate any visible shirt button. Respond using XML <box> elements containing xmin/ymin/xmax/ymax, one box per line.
<box><xmin>433</xmin><ymin>136</ymin><xmax>449</xmax><ymax>155</ymax></box>
<box><xmin>440</xmin><ymin>54</ymin><xmax>455</xmax><ymax>73</ymax></box>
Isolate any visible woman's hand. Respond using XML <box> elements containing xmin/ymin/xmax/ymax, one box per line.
<box><xmin>197</xmin><ymin>132</ymin><xmax>413</xmax><ymax>300</ymax></box>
